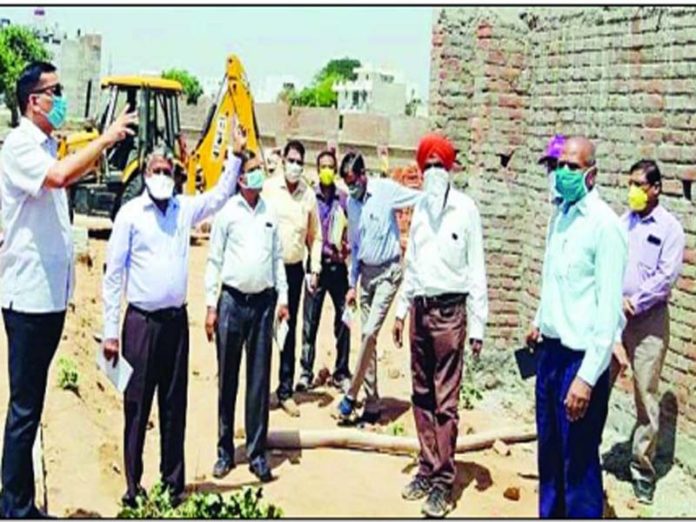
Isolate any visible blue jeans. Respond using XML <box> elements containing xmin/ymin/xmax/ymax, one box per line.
<box><xmin>536</xmin><ymin>338</ymin><xmax>610</xmax><ymax>518</ymax></box>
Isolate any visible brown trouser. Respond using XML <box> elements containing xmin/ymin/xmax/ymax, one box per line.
<box><xmin>409</xmin><ymin>295</ymin><xmax>468</xmax><ymax>489</ymax></box>
<box><xmin>611</xmin><ymin>302</ymin><xmax>669</xmax><ymax>484</ymax></box>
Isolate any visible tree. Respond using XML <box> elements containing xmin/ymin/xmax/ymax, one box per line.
<box><xmin>0</xmin><ymin>25</ymin><xmax>51</xmax><ymax>127</ymax></box>
<box><xmin>287</xmin><ymin>57</ymin><xmax>361</xmax><ymax>109</ymax></box>
<box><xmin>161</xmin><ymin>68</ymin><xmax>203</xmax><ymax>105</ymax></box>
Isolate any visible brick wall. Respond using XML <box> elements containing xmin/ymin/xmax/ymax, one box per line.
<box><xmin>430</xmin><ymin>6</ymin><xmax>696</xmax><ymax>473</ymax></box>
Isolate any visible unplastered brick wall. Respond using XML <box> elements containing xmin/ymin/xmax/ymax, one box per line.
<box><xmin>430</xmin><ymin>6</ymin><xmax>696</xmax><ymax>473</ymax></box>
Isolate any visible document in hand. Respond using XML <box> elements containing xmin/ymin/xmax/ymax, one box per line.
<box><xmin>342</xmin><ymin>305</ymin><xmax>356</xmax><ymax>328</ymax></box>
<box><xmin>96</xmin><ymin>349</ymin><xmax>134</xmax><ymax>393</ymax></box>
<box><xmin>514</xmin><ymin>346</ymin><xmax>537</xmax><ymax>380</ymax></box>
<box><xmin>274</xmin><ymin>319</ymin><xmax>289</xmax><ymax>351</ymax></box>
<box><xmin>330</xmin><ymin>206</ymin><xmax>347</xmax><ymax>248</ymax></box>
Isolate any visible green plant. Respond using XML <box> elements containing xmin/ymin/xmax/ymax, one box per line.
<box><xmin>161</xmin><ymin>68</ymin><xmax>204</xmax><ymax>105</ymax></box>
<box><xmin>56</xmin><ymin>357</ymin><xmax>79</xmax><ymax>393</ymax></box>
<box><xmin>117</xmin><ymin>482</ymin><xmax>282</xmax><ymax>519</ymax></box>
<box><xmin>459</xmin><ymin>359</ymin><xmax>483</xmax><ymax>410</ymax></box>
<box><xmin>387</xmin><ymin>422</ymin><xmax>405</xmax><ymax>437</ymax></box>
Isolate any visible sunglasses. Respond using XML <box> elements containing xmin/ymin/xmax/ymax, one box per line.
<box><xmin>151</xmin><ymin>169</ymin><xmax>173</xmax><ymax>176</ymax></box>
<box><xmin>557</xmin><ymin>161</ymin><xmax>583</xmax><ymax>171</ymax></box>
<box><xmin>286</xmin><ymin>157</ymin><xmax>304</xmax><ymax>166</ymax></box>
<box><xmin>32</xmin><ymin>83</ymin><xmax>63</xmax><ymax>97</ymax></box>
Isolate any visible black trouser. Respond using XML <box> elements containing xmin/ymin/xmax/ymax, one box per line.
<box><xmin>122</xmin><ymin>304</ymin><xmax>189</xmax><ymax>502</ymax></box>
<box><xmin>1</xmin><ymin>309</ymin><xmax>65</xmax><ymax>518</ymax></box>
<box><xmin>300</xmin><ymin>261</ymin><xmax>350</xmax><ymax>382</ymax></box>
<box><xmin>277</xmin><ymin>262</ymin><xmax>304</xmax><ymax>401</ymax></box>
<box><xmin>216</xmin><ymin>286</ymin><xmax>276</xmax><ymax>465</ymax></box>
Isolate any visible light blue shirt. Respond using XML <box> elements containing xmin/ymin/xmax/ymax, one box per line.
<box><xmin>535</xmin><ymin>189</ymin><xmax>628</xmax><ymax>386</ymax></box>
<box><xmin>102</xmin><ymin>155</ymin><xmax>240</xmax><ymax>340</ymax></box>
<box><xmin>347</xmin><ymin>178</ymin><xmax>422</xmax><ymax>288</ymax></box>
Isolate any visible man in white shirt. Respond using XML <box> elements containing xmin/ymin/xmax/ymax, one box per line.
<box><xmin>526</xmin><ymin>136</ymin><xmax>627</xmax><ymax>518</ymax></box>
<box><xmin>101</xmin><ymin>127</ymin><xmax>243</xmax><ymax>507</ymax></box>
<box><xmin>0</xmin><ymin>61</ymin><xmax>136</xmax><ymax>518</ymax></box>
<box><xmin>204</xmin><ymin>153</ymin><xmax>289</xmax><ymax>483</ymax></box>
<box><xmin>392</xmin><ymin>133</ymin><xmax>488</xmax><ymax>518</ymax></box>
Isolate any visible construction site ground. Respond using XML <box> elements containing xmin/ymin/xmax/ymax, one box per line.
<box><xmin>0</xmin><ymin>216</ymin><xmax>694</xmax><ymax>518</ymax></box>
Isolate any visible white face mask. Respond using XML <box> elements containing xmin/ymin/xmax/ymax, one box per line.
<box><xmin>284</xmin><ymin>161</ymin><xmax>303</xmax><ymax>183</ymax></box>
<box><xmin>145</xmin><ymin>173</ymin><xmax>174</xmax><ymax>201</ymax></box>
<box><xmin>423</xmin><ymin>166</ymin><xmax>450</xmax><ymax>216</ymax></box>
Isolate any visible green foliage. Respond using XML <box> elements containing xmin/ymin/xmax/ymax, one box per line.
<box><xmin>56</xmin><ymin>357</ymin><xmax>79</xmax><ymax>393</ymax></box>
<box><xmin>459</xmin><ymin>359</ymin><xmax>483</xmax><ymax>410</ymax></box>
<box><xmin>0</xmin><ymin>25</ymin><xmax>51</xmax><ymax>126</ymax></box>
<box><xmin>161</xmin><ymin>68</ymin><xmax>204</xmax><ymax>105</ymax></box>
<box><xmin>405</xmin><ymin>97</ymin><xmax>421</xmax><ymax>117</ymax></box>
<box><xmin>387</xmin><ymin>422</ymin><xmax>405</xmax><ymax>437</ymax></box>
<box><xmin>117</xmin><ymin>482</ymin><xmax>283</xmax><ymax>519</ymax></box>
<box><xmin>283</xmin><ymin>57</ymin><xmax>361</xmax><ymax>108</ymax></box>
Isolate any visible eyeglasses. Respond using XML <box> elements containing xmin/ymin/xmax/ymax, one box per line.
<box><xmin>151</xmin><ymin>169</ymin><xmax>173</xmax><ymax>176</ymax></box>
<box><xmin>32</xmin><ymin>83</ymin><xmax>63</xmax><ymax>97</ymax></box>
<box><xmin>286</xmin><ymin>157</ymin><xmax>304</xmax><ymax>166</ymax></box>
<box><xmin>557</xmin><ymin>161</ymin><xmax>583</xmax><ymax>171</ymax></box>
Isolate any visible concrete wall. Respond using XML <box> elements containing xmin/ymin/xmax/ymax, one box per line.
<box><xmin>59</xmin><ymin>34</ymin><xmax>101</xmax><ymax>119</ymax></box>
<box><xmin>431</xmin><ymin>6</ymin><xmax>696</xmax><ymax>474</ymax></box>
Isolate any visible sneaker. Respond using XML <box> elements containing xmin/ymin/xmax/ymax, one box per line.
<box><xmin>295</xmin><ymin>374</ymin><xmax>312</xmax><ymax>393</ymax></box>
<box><xmin>633</xmin><ymin>478</ymin><xmax>655</xmax><ymax>505</ymax></box>
<box><xmin>402</xmin><ymin>475</ymin><xmax>432</xmax><ymax>501</ymax></box>
<box><xmin>280</xmin><ymin>397</ymin><xmax>301</xmax><ymax>417</ymax></box>
<box><xmin>121</xmin><ymin>486</ymin><xmax>147</xmax><ymax>509</ymax></box>
<box><xmin>249</xmin><ymin>457</ymin><xmax>273</xmax><ymax>483</ymax></box>
<box><xmin>421</xmin><ymin>485</ymin><xmax>454</xmax><ymax>518</ymax></box>
<box><xmin>212</xmin><ymin>457</ymin><xmax>234</xmax><ymax>479</ymax></box>
<box><xmin>335</xmin><ymin>396</ymin><xmax>356</xmax><ymax>422</ymax></box>
<box><xmin>331</xmin><ymin>375</ymin><xmax>352</xmax><ymax>393</ymax></box>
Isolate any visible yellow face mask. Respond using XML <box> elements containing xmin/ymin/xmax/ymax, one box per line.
<box><xmin>628</xmin><ymin>185</ymin><xmax>648</xmax><ymax>211</ymax></box>
<box><xmin>319</xmin><ymin>167</ymin><xmax>336</xmax><ymax>187</ymax></box>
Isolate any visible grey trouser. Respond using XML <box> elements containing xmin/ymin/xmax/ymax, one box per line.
<box><xmin>622</xmin><ymin>302</ymin><xmax>670</xmax><ymax>483</ymax></box>
<box><xmin>346</xmin><ymin>259</ymin><xmax>402</xmax><ymax>414</ymax></box>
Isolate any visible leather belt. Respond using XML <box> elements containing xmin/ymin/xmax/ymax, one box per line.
<box><xmin>414</xmin><ymin>293</ymin><xmax>467</xmax><ymax>310</ymax></box>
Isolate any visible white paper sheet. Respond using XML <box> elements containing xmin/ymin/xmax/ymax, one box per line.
<box><xmin>342</xmin><ymin>305</ymin><xmax>356</xmax><ymax>328</ymax></box>
<box><xmin>274</xmin><ymin>319</ymin><xmax>289</xmax><ymax>351</ymax></box>
<box><xmin>96</xmin><ymin>349</ymin><xmax>134</xmax><ymax>394</ymax></box>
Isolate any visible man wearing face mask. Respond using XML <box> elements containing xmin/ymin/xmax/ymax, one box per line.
<box><xmin>102</xmin><ymin>125</ymin><xmax>245</xmax><ymax>508</ymax></box>
<box><xmin>297</xmin><ymin>150</ymin><xmax>351</xmax><ymax>393</ymax></box>
<box><xmin>262</xmin><ymin>140</ymin><xmax>322</xmax><ymax>417</ymax></box>
<box><xmin>335</xmin><ymin>151</ymin><xmax>422</xmax><ymax>425</ymax></box>
<box><xmin>610</xmin><ymin>160</ymin><xmax>684</xmax><ymax>505</ymax></box>
<box><xmin>204</xmin><ymin>154</ymin><xmax>289</xmax><ymax>483</ymax></box>
<box><xmin>525</xmin><ymin>137</ymin><xmax>627</xmax><ymax>518</ymax></box>
<box><xmin>392</xmin><ymin>133</ymin><xmax>488</xmax><ymax>518</ymax></box>
<box><xmin>0</xmin><ymin>61</ymin><xmax>136</xmax><ymax>518</ymax></box>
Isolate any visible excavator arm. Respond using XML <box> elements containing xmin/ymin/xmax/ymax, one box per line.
<box><xmin>185</xmin><ymin>54</ymin><xmax>262</xmax><ymax>195</ymax></box>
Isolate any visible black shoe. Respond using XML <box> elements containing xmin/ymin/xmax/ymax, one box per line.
<box><xmin>422</xmin><ymin>485</ymin><xmax>454</xmax><ymax>518</ymax></box>
<box><xmin>212</xmin><ymin>457</ymin><xmax>235</xmax><ymax>479</ymax></box>
<box><xmin>121</xmin><ymin>486</ymin><xmax>147</xmax><ymax>509</ymax></box>
<box><xmin>357</xmin><ymin>409</ymin><xmax>381</xmax><ymax>426</ymax></box>
<box><xmin>295</xmin><ymin>374</ymin><xmax>312</xmax><ymax>392</ymax></box>
<box><xmin>633</xmin><ymin>478</ymin><xmax>655</xmax><ymax>505</ymax></box>
<box><xmin>249</xmin><ymin>457</ymin><xmax>273</xmax><ymax>483</ymax></box>
<box><xmin>402</xmin><ymin>475</ymin><xmax>432</xmax><ymax>501</ymax></box>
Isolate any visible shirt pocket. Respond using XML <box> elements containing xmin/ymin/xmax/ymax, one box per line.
<box><xmin>443</xmin><ymin>227</ymin><xmax>467</xmax><ymax>268</ymax></box>
<box><xmin>639</xmin><ymin>241</ymin><xmax>661</xmax><ymax>271</ymax></box>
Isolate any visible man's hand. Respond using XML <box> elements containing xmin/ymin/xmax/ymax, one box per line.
<box><xmin>103</xmin><ymin>338</ymin><xmax>120</xmax><ymax>368</ymax></box>
<box><xmin>309</xmin><ymin>273</ymin><xmax>319</xmax><ymax>293</ymax></box>
<box><xmin>564</xmin><ymin>377</ymin><xmax>592</xmax><ymax>422</ymax></box>
<box><xmin>101</xmin><ymin>106</ymin><xmax>137</xmax><ymax>148</ymax></box>
<box><xmin>393</xmin><ymin>318</ymin><xmax>404</xmax><ymax>349</ymax></box>
<box><xmin>623</xmin><ymin>297</ymin><xmax>636</xmax><ymax>318</ymax></box>
<box><xmin>231</xmin><ymin>121</ymin><xmax>248</xmax><ymax>154</ymax></box>
<box><xmin>205</xmin><ymin>307</ymin><xmax>217</xmax><ymax>343</ymax></box>
<box><xmin>612</xmin><ymin>342</ymin><xmax>630</xmax><ymax>378</ymax></box>
<box><xmin>470</xmin><ymin>339</ymin><xmax>483</xmax><ymax>358</ymax></box>
<box><xmin>525</xmin><ymin>326</ymin><xmax>541</xmax><ymax>348</ymax></box>
<box><xmin>346</xmin><ymin>288</ymin><xmax>357</xmax><ymax>307</ymax></box>
<box><xmin>277</xmin><ymin>304</ymin><xmax>290</xmax><ymax>323</ymax></box>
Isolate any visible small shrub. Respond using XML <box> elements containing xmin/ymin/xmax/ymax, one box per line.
<box><xmin>459</xmin><ymin>359</ymin><xmax>483</xmax><ymax>410</ymax></box>
<box><xmin>56</xmin><ymin>357</ymin><xmax>79</xmax><ymax>393</ymax></box>
<box><xmin>117</xmin><ymin>482</ymin><xmax>282</xmax><ymax>519</ymax></box>
<box><xmin>387</xmin><ymin>422</ymin><xmax>405</xmax><ymax>437</ymax></box>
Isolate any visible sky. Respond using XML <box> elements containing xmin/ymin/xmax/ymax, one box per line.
<box><xmin>3</xmin><ymin>6</ymin><xmax>434</xmax><ymax>102</ymax></box>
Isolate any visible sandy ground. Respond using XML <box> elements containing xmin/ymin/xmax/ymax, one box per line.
<box><xmin>0</xmin><ymin>217</ymin><xmax>693</xmax><ymax>517</ymax></box>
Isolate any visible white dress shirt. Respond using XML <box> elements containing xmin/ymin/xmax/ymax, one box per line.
<box><xmin>204</xmin><ymin>194</ymin><xmax>288</xmax><ymax>308</ymax></box>
<box><xmin>0</xmin><ymin>117</ymin><xmax>74</xmax><ymax>313</ymax></box>
<box><xmin>534</xmin><ymin>188</ymin><xmax>627</xmax><ymax>386</ymax></box>
<box><xmin>102</xmin><ymin>155</ymin><xmax>240</xmax><ymax>340</ymax></box>
<box><xmin>395</xmin><ymin>187</ymin><xmax>488</xmax><ymax>341</ymax></box>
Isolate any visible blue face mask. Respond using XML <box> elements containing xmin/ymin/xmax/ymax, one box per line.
<box><xmin>243</xmin><ymin>169</ymin><xmax>265</xmax><ymax>190</ymax></box>
<box><xmin>45</xmin><ymin>96</ymin><xmax>67</xmax><ymax>129</ymax></box>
